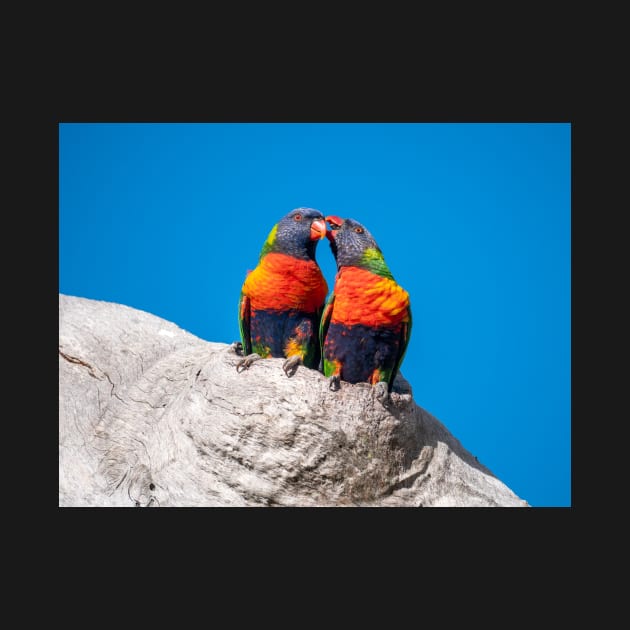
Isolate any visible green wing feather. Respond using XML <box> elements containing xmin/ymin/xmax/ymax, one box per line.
<box><xmin>318</xmin><ymin>291</ymin><xmax>335</xmax><ymax>374</ymax></box>
<box><xmin>238</xmin><ymin>292</ymin><xmax>252</xmax><ymax>356</ymax></box>
<box><xmin>389</xmin><ymin>305</ymin><xmax>412</xmax><ymax>391</ymax></box>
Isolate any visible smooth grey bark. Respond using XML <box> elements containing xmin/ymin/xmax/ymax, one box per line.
<box><xmin>59</xmin><ymin>294</ymin><xmax>529</xmax><ymax>507</ymax></box>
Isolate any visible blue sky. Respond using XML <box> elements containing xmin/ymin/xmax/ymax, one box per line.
<box><xmin>59</xmin><ymin>122</ymin><xmax>571</xmax><ymax>507</ymax></box>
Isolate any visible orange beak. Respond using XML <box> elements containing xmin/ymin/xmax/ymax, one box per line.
<box><xmin>310</xmin><ymin>218</ymin><xmax>327</xmax><ymax>240</ymax></box>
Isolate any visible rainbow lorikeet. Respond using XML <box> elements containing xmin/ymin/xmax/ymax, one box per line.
<box><xmin>319</xmin><ymin>215</ymin><xmax>412</xmax><ymax>399</ymax></box>
<box><xmin>237</xmin><ymin>208</ymin><xmax>329</xmax><ymax>376</ymax></box>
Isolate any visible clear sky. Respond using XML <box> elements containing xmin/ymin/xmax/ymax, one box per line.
<box><xmin>59</xmin><ymin>122</ymin><xmax>571</xmax><ymax>507</ymax></box>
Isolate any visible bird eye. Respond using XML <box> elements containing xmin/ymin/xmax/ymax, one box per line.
<box><xmin>294</xmin><ymin>214</ymin><xmax>302</xmax><ymax>221</ymax></box>
<box><xmin>354</xmin><ymin>227</ymin><xmax>364</xmax><ymax>234</ymax></box>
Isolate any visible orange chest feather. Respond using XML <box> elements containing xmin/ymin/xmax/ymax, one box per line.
<box><xmin>242</xmin><ymin>252</ymin><xmax>328</xmax><ymax>312</ymax></box>
<box><xmin>331</xmin><ymin>267</ymin><xmax>410</xmax><ymax>327</ymax></box>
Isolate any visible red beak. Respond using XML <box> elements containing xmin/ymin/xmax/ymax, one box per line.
<box><xmin>310</xmin><ymin>218</ymin><xmax>327</xmax><ymax>241</ymax></box>
<box><xmin>325</xmin><ymin>215</ymin><xmax>344</xmax><ymax>241</ymax></box>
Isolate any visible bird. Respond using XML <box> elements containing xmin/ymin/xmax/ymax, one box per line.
<box><xmin>319</xmin><ymin>215</ymin><xmax>412</xmax><ymax>399</ymax></box>
<box><xmin>236</xmin><ymin>207</ymin><xmax>329</xmax><ymax>377</ymax></box>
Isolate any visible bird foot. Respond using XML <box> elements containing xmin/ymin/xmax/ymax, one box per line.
<box><xmin>236</xmin><ymin>353</ymin><xmax>261</xmax><ymax>372</ymax></box>
<box><xmin>282</xmin><ymin>355</ymin><xmax>302</xmax><ymax>377</ymax></box>
<box><xmin>374</xmin><ymin>381</ymin><xmax>390</xmax><ymax>403</ymax></box>
<box><xmin>328</xmin><ymin>375</ymin><xmax>341</xmax><ymax>392</ymax></box>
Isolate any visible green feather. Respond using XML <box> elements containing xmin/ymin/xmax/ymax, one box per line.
<box><xmin>323</xmin><ymin>358</ymin><xmax>337</xmax><ymax>378</ymax></box>
<box><xmin>389</xmin><ymin>306</ymin><xmax>412</xmax><ymax>390</ymax></box>
<box><xmin>237</xmin><ymin>292</ymin><xmax>252</xmax><ymax>356</ymax></box>
<box><xmin>318</xmin><ymin>292</ymin><xmax>335</xmax><ymax>373</ymax></box>
<box><xmin>359</xmin><ymin>248</ymin><xmax>394</xmax><ymax>279</ymax></box>
<box><xmin>258</xmin><ymin>224</ymin><xmax>278</xmax><ymax>261</ymax></box>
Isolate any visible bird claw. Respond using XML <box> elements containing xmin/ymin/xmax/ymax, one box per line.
<box><xmin>374</xmin><ymin>381</ymin><xmax>389</xmax><ymax>403</ymax></box>
<box><xmin>236</xmin><ymin>353</ymin><xmax>261</xmax><ymax>373</ymax></box>
<box><xmin>329</xmin><ymin>375</ymin><xmax>341</xmax><ymax>391</ymax></box>
<box><xmin>282</xmin><ymin>356</ymin><xmax>302</xmax><ymax>377</ymax></box>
